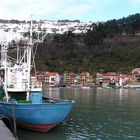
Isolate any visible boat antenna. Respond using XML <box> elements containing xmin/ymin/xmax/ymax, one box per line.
<box><xmin>26</xmin><ymin>15</ymin><xmax>33</xmax><ymax>101</ymax></box>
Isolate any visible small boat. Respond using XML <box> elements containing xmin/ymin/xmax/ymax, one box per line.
<box><xmin>82</xmin><ymin>86</ymin><xmax>90</xmax><ymax>89</ymax></box>
<box><xmin>123</xmin><ymin>82</ymin><xmax>140</xmax><ymax>88</ymax></box>
<box><xmin>0</xmin><ymin>17</ymin><xmax>74</xmax><ymax>132</ymax></box>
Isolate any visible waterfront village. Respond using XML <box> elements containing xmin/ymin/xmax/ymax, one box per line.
<box><xmin>35</xmin><ymin>68</ymin><xmax>140</xmax><ymax>88</ymax></box>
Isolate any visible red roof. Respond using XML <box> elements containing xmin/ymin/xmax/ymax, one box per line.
<box><xmin>127</xmin><ymin>82</ymin><xmax>140</xmax><ymax>85</ymax></box>
<box><xmin>46</xmin><ymin>72</ymin><xmax>59</xmax><ymax>76</ymax></box>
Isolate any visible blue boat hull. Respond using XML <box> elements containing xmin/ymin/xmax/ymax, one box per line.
<box><xmin>0</xmin><ymin>101</ymin><xmax>74</xmax><ymax>132</ymax></box>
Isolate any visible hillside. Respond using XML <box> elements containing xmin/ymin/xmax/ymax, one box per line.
<box><xmin>34</xmin><ymin>35</ymin><xmax>140</xmax><ymax>73</ymax></box>
<box><xmin>33</xmin><ymin>13</ymin><xmax>140</xmax><ymax>73</ymax></box>
<box><xmin>6</xmin><ymin>13</ymin><xmax>140</xmax><ymax>73</ymax></box>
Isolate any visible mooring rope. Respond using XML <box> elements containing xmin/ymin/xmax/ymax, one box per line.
<box><xmin>12</xmin><ymin>99</ymin><xmax>18</xmax><ymax>140</ymax></box>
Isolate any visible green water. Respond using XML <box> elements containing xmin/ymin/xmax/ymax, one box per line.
<box><xmin>17</xmin><ymin>88</ymin><xmax>140</xmax><ymax>140</ymax></box>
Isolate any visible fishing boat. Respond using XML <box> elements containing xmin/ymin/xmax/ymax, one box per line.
<box><xmin>0</xmin><ymin>98</ymin><xmax>74</xmax><ymax>132</ymax></box>
<box><xmin>0</xmin><ymin>18</ymin><xmax>74</xmax><ymax>132</ymax></box>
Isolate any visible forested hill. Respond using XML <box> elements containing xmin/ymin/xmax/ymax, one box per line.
<box><xmin>34</xmin><ymin>13</ymin><xmax>140</xmax><ymax>73</ymax></box>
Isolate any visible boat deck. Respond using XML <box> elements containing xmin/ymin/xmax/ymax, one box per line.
<box><xmin>0</xmin><ymin>120</ymin><xmax>15</xmax><ymax>140</ymax></box>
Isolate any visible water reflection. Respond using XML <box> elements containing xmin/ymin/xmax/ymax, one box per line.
<box><xmin>18</xmin><ymin>87</ymin><xmax>140</xmax><ymax>140</ymax></box>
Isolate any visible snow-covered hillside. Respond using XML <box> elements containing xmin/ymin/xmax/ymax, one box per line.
<box><xmin>0</xmin><ymin>20</ymin><xmax>92</xmax><ymax>43</ymax></box>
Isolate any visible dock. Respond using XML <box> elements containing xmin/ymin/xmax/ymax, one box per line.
<box><xmin>0</xmin><ymin>120</ymin><xmax>15</xmax><ymax>140</ymax></box>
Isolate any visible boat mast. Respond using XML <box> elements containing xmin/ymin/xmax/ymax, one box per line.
<box><xmin>1</xmin><ymin>42</ymin><xmax>9</xmax><ymax>101</ymax></box>
<box><xmin>16</xmin><ymin>43</ymin><xmax>19</xmax><ymax>64</ymax></box>
<box><xmin>26</xmin><ymin>16</ymin><xmax>33</xmax><ymax>101</ymax></box>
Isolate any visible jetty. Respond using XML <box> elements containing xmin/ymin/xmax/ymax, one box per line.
<box><xmin>0</xmin><ymin>120</ymin><xmax>15</xmax><ymax>140</ymax></box>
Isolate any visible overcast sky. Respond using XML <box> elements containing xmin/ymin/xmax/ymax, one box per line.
<box><xmin>0</xmin><ymin>0</ymin><xmax>140</xmax><ymax>21</ymax></box>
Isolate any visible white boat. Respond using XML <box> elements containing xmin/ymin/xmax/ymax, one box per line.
<box><xmin>82</xmin><ymin>86</ymin><xmax>90</xmax><ymax>89</ymax></box>
<box><xmin>123</xmin><ymin>82</ymin><xmax>140</xmax><ymax>88</ymax></box>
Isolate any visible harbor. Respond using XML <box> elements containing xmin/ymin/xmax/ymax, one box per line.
<box><xmin>0</xmin><ymin>4</ymin><xmax>140</xmax><ymax>140</ymax></box>
<box><xmin>1</xmin><ymin>87</ymin><xmax>140</xmax><ymax>139</ymax></box>
<box><xmin>16</xmin><ymin>87</ymin><xmax>140</xmax><ymax>140</ymax></box>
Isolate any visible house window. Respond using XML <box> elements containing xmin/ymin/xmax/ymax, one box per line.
<box><xmin>51</xmin><ymin>78</ymin><xmax>55</xmax><ymax>81</ymax></box>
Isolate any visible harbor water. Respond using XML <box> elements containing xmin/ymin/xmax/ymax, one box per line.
<box><xmin>17</xmin><ymin>87</ymin><xmax>140</xmax><ymax>140</ymax></box>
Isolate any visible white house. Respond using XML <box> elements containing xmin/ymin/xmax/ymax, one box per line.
<box><xmin>45</xmin><ymin>72</ymin><xmax>60</xmax><ymax>87</ymax></box>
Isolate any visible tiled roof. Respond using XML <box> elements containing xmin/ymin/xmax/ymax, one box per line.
<box><xmin>46</xmin><ymin>72</ymin><xmax>59</xmax><ymax>76</ymax></box>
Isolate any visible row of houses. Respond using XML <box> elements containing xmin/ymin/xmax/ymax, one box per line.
<box><xmin>36</xmin><ymin>68</ymin><xmax>140</xmax><ymax>88</ymax></box>
<box><xmin>36</xmin><ymin>71</ymin><xmax>94</xmax><ymax>87</ymax></box>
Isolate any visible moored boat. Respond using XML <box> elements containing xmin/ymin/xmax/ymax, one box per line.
<box><xmin>0</xmin><ymin>97</ymin><xmax>74</xmax><ymax>132</ymax></box>
<box><xmin>82</xmin><ymin>86</ymin><xmax>90</xmax><ymax>89</ymax></box>
<box><xmin>123</xmin><ymin>82</ymin><xmax>140</xmax><ymax>88</ymax></box>
<box><xmin>0</xmin><ymin>17</ymin><xmax>74</xmax><ymax>132</ymax></box>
